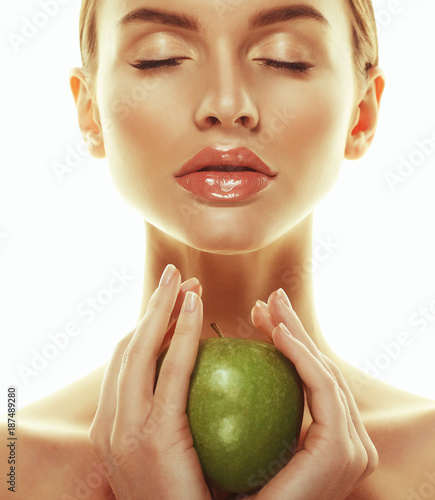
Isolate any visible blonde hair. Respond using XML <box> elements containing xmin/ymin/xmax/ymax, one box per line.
<box><xmin>79</xmin><ymin>0</ymin><xmax>100</xmax><ymax>81</ymax></box>
<box><xmin>79</xmin><ymin>0</ymin><xmax>379</xmax><ymax>83</ymax></box>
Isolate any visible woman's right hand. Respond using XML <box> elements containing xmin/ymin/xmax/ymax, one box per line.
<box><xmin>89</xmin><ymin>264</ymin><xmax>212</xmax><ymax>500</ymax></box>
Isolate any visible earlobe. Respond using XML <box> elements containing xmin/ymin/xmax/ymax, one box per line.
<box><xmin>345</xmin><ymin>66</ymin><xmax>386</xmax><ymax>161</ymax></box>
<box><xmin>69</xmin><ymin>67</ymin><xmax>106</xmax><ymax>159</ymax></box>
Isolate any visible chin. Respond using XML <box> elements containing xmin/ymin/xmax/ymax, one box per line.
<box><xmin>178</xmin><ymin>225</ymin><xmax>273</xmax><ymax>255</ymax></box>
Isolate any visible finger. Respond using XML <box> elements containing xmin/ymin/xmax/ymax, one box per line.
<box><xmin>268</xmin><ymin>293</ymin><xmax>374</xmax><ymax>460</ymax></box>
<box><xmin>268</xmin><ymin>324</ymin><xmax>355</xmax><ymax>497</ymax></box>
<box><xmin>153</xmin><ymin>291</ymin><xmax>203</xmax><ymax>418</ymax></box>
<box><xmin>323</xmin><ymin>357</ymin><xmax>379</xmax><ymax>480</ymax></box>
<box><xmin>251</xmin><ymin>300</ymin><xmax>276</xmax><ymax>340</ymax></box>
<box><xmin>160</xmin><ymin>277</ymin><xmax>203</xmax><ymax>354</ymax></box>
<box><xmin>267</xmin><ymin>291</ymin><xmax>336</xmax><ymax>378</ymax></box>
<box><xmin>268</xmin><ymin>295</ymin><xmax>365</xmax><ymax>452</ymax></box>
<box><xmin>269</xmin><ymin>295</ymin><xmax>377</xmax><ymax>486</ymax></box>
<box><xmin>168</xmin><ymin>277</ymin><xmax>202</xmax><ymax>329</ymax></box>
<box><xmin>256</xmin><ymin>292</ymin><xmax>338</xmax><ymax>388</ymax></box>
<box><xmin>90</xmin><ymin>326</ymin><xmax>136</xmax><ymax>451</ymax></box>
<box><xmin>115</xmin><ymin>264</ymin><xmax>182</xmax><ymax>427</ymax></box>
<box><xmin>91</xmin><ymin>273</ymin><xmax>202</xmax><ymax>447</ymax></box>
<box><xmin>272</xmin><ymin>292</ymin><xmax>377</xmax><ymax>480</ymax></box>
<box><xmin>253</xmin><ymin>298</ymin><xmax>349</xmax><ymax>435</ymax></box>
<box><xmin>322</xmin><ymin>362</ymin><xmax>361</xmax><ymax>456</ymax></box>
<box><xmin>272</xmin><ymin>323</ymin><xmax>349</xmax><ymax>438</ymax></box>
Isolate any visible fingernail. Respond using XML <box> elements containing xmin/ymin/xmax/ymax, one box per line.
<box><xmin>180</xmin><ymin>277</ymin><xmax>200</xmax><ymax>292</ymax></box>
<box><xmin>277</xmin><ymin>288</ymin><xmax>292</xmax><ymax>308</ymax></box>
<box><xmin>278</xmin><ymin>322</ymin><xmax>293</xmax><ymax>338</ymax></box>
<box><xmin>159</xmin><ymin>264</ymin><xmax>176</xmax><ymax>287</ymax></box>
<box><xmin>255</xmin><ymin>299</ymin><xmax>268</xmax><ymax>311</ymax></box>
<box><xmin>183</xmin><ymin>291</ymin><xmax>198</xmax><ymax>313</ymax></box>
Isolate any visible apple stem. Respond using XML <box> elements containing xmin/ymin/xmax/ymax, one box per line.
<box><xmin>210</xmin><ymin>322</ymin><xmax>225</xmax><ymax>338</ymax></box>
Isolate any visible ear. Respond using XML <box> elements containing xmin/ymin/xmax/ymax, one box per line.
<box><xmin>69</xmin><ymin>68</ymin><xmax>106</xmax><ymax>159</ymax></box>
<box><xmin>345</xmin><ymin>66</ymin><xmax>386</xmax><ymax>160</ymax></box>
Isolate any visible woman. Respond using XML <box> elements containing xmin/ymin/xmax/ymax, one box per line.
<box><xmin>5</xmin><ymin>0</ymin><xmax>435</xmax><ymax>499</ymax></box>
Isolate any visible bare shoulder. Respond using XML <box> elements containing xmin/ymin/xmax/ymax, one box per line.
<box><xmin>0</xmin><ymin>415</ymin><xmax>112</xmax><ymax>500</ymax></box>
<box><xmin>360</xmin><ymin>385</ymin><xmax>435</xmax><ymax>499</ymax></box>
<box><xmin>0</xmin><ymin>365</ymin><xmax>113</xmax><ymax>500</ymax></box>
<box><xmin>393</xmin><ymin>397</ymin><xmax>435</xmax><ymax>498</ymax></box>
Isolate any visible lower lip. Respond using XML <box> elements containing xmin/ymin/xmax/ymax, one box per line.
<box><xmin>175</xmin><ymin>171</ymin><xmax>274</xmax><ymax>202</ymax></box>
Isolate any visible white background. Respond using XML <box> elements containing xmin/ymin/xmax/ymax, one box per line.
<box><xmin>2</xmin><ymin>0</ymin><xmax>435</xmax><ymax>409</ymax></box>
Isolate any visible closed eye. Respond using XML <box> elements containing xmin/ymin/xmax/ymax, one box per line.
<box><xmin>129</xmin><ymin>57</ymin><xmax>313</xmax><ymax>73</ymax></box>
<box><xmin>129</xmin><ymin>57</ymin><xmax>189</xmax><ymax>70</ymax></box>
<box><xmin>257</xmin><ymin>59</ymin><xmax>315</xmax><ymax>73</ymax></box>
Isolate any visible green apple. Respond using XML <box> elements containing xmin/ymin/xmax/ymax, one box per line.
<box><xmin>156</xmin><ymin>323</ymin><xmax>304</xmax><ymax>494</ymax></box>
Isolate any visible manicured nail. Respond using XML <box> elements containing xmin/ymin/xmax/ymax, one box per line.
<box><xmin>278</xmin><ymin>322</ymin><xmax>293</xmax><ymax>338</ymax></box>
<box><xmin>180</xmin><ymin>277</ymin><xmax>200</xmax><ymax>292</ymax></box>
<box><xmin>183</xmin><ymin>291</ymin><xmax>198</xmax><ymax>313</ymax></box>
<box><xmin>277</xmin><ymin>288</ymin><xmax>292</xmax><ymax>308</ymax></box>
<box><xmin>255</xmin><ymin>299</ymin><xmax>268</xmax><ymax>311</ymax></box>
<box><xmin>159</xmin><ymin>264</ymin><xmax>176</xmax><ymax>287</ymax></box>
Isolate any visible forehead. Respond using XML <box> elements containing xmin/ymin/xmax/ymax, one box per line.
<box><xmin>97</xmin><ymin>0</ymin><xmax>352</xmax><ymax>41</ymax></box>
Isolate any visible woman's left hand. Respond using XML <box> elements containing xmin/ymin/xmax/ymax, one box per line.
<box><xmin>242</xmin><ymin>288</ymin><xmax>379</xmax><ymax>500</ymax></box>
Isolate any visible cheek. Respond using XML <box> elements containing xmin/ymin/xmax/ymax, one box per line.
<box><xmin>262</xmin><ymin>74</ymin><xmax>353</xmax><ymax>202</ymax></box>
<box><xmin>101</xmin><ymin>74</ymin><xmax>176</xmax><ymax>155</ymax></box>
<box><xmin>97</xmin><ymin>72</ymin><xmax>187</xmax><ymax>207</ymax></box>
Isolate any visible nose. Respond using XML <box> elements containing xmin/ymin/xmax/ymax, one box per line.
<box><xmin>193</xmin><ymin>56</ymin><xmax>260</xmax><ymax>131</ymax></box>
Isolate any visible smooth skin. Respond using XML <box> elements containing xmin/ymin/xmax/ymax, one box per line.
<box><xmin>3</xmin><ymin>0</ymin><xmax>435</xmax><ymax>499</ymax></box>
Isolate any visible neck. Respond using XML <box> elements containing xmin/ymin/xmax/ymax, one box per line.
<box><xmin>138</xmin><ymin>213</ymin><xmax>334</xmax><ymax>356</ymax></box>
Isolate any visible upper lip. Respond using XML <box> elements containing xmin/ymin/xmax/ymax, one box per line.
<box><xmin>174</xmin><ymin>146</ymin><xmax>278</xmax><ymax>178</ymax></box>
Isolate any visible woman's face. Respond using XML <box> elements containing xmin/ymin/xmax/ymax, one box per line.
<box><xmin>92</xmin><ymin>0</ymin><xmax>361</xmax><ymax>253</ymax></box>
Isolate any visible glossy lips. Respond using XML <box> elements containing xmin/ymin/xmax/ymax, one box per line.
<box><xmin>174</xmin><ymin>147</ymin><xmax>277</xmax><ymax>202</ymax></box>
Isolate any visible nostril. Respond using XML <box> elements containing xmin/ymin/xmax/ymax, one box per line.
<box><xmin>207</xmin><ymin>114</ymin><xmax>253</xmax><ymax>127</ymax></box>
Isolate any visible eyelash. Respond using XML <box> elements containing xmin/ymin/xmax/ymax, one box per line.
<box><xmin>130</xmin><ymin>58</ymin><xmax>186</xmax><ymax>70</ymax></box>
<box><xmin>257</xmin><ymin>59</ymin><xmax>314</xmax><ymax>73</ymax></box>
<box><xmin>130</xmin><ymin>58</ymin><xmax>314</xmax><ymax>73</ymax></box>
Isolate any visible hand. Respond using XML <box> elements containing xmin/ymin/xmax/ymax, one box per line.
<box><xmin>246</xmin><ymin>289</ymin><xmax>378</xmax><ymax>500</ymax></box>
<box><xmin>89</xmin><ymin>264</ymin><xmax>212</xmax><ymax>500</ymax></box>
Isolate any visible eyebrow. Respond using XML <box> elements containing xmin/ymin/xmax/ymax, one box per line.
<box><xmin>118</xmin><ymin>8</ymin><xmax>200</xmax><ymax>32</ymax></box>
<box><xmin>249</xmin><ymin>5</ymin><xmax>331</xmax><ymax>30</ymax></box>
<box><xmin>117</xmin><ymin>4</ymin><xmax>330</xmax><ymax>33</ymax></box>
